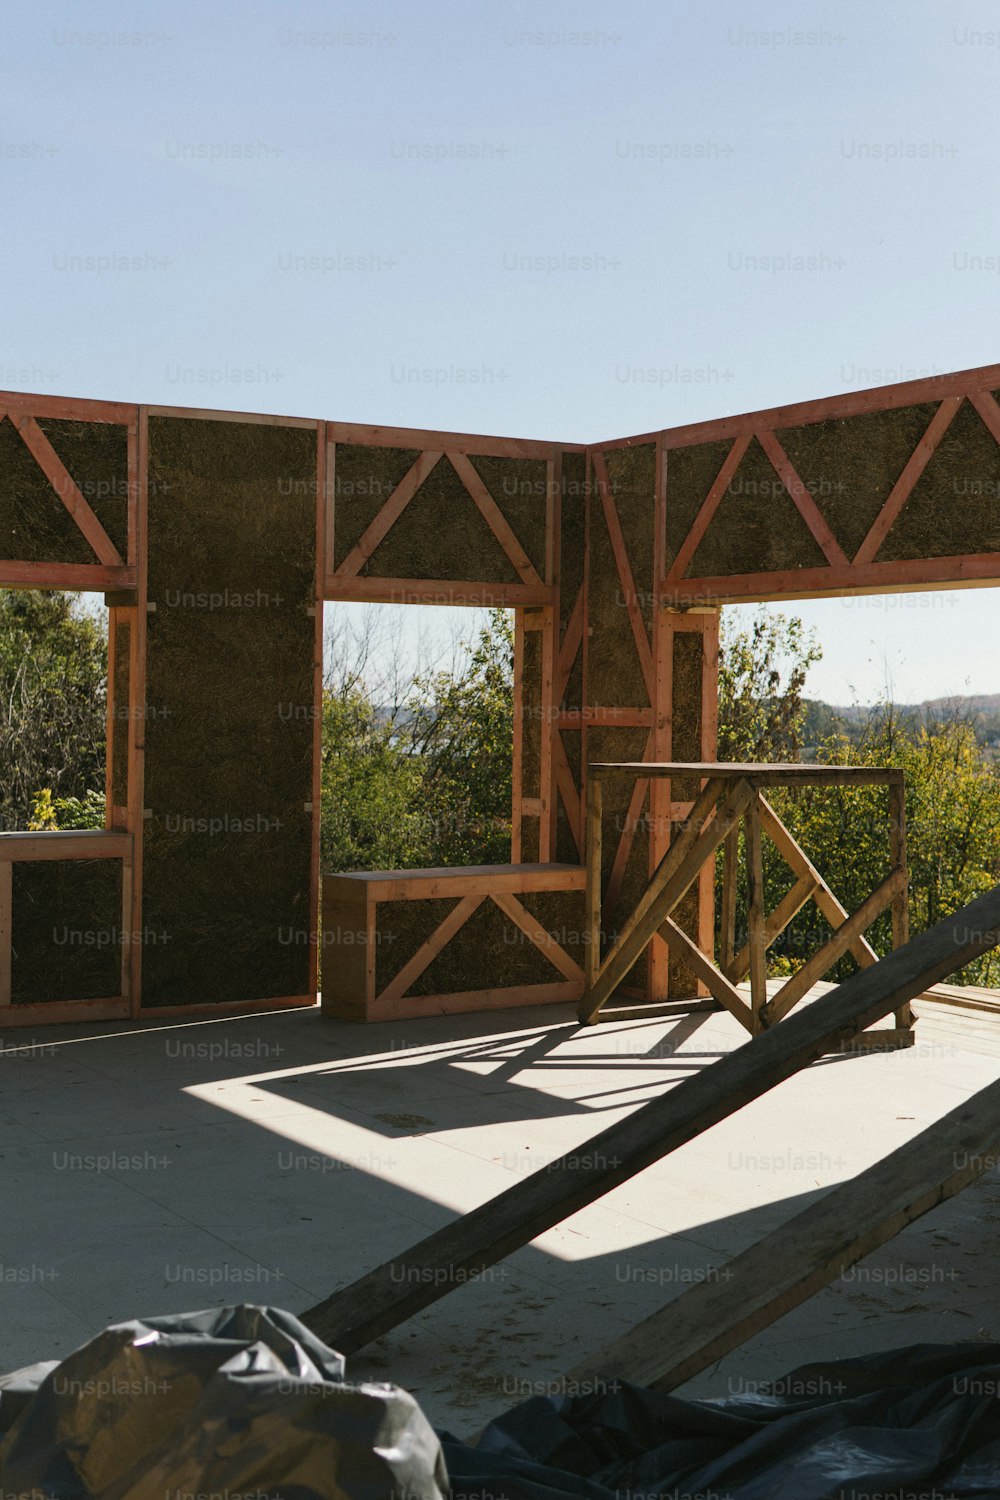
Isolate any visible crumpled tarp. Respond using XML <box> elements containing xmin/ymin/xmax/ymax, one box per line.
<box><xmin>441</xmin><ymin>1341</ymin><xmax>1000</xmax><ymax>1500</ymax></box>
<box><xmin>5</xmin><ymin>1308</ymin><xmax>1000</xmax><ymax>1500</ymax></box>
<box><xmin>0</xmin><ymin>1303</ymin><xmax>448</xmax><ymax>1500</ymax></box>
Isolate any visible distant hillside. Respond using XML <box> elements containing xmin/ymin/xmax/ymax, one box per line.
<box><xmin>803</xmin><ymin>694</ymin><xmax>1000</xmax><ymax>753</ymax></box>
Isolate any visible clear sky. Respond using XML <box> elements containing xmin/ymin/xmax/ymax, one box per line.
<box><xmin>4</xmin><ymin>0</ymin><xmax>1000</xmax><ymax>704</ymax></box>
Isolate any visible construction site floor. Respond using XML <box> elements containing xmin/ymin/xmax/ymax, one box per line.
<box><xmin>2</xmin><ymin>984</ymin><xmax>999</xmax><ymax>1435</ymax></box>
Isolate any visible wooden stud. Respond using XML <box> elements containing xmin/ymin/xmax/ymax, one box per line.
<box><xmin>0</xmin><ymin>861</ymin><xmax>11</xmax><ymax>1006</ymax></box>
<box><xmin>584</xmin><ymin>775</ymin><xmax>603</xmax><ymax>993</ymax></box>
<box><xmin>511</xmin><ymin>607</ymin><xmax>525</xmax><ymax>862</ymax></box>
<box><xmin>720</xmin><ymin>826</ymin><xmax>739</xmax><ymax>973</ymax></box>
<box><xmin>592</xmin><ymin>450</ymin><xmax>655</xmax><ymax>698</ymax></box>
<box><xmin>128</xmin><ymin>407</ymin><xmax>150</xmax><ymax>1017</ymax></box>
<box><xmin>889</xmin><ymin>777</ymin><xmax>911</xmax><ymax>1029</ymax></box>
<box><xmin>310</xmin><ymin>424</ymin><xmax>327</xmax><ymax>1004</ymax></box>
<box><xmin>745</xmin><ymin>793</ymin><xmax>767</xmax><ymax>1034</ymax></box>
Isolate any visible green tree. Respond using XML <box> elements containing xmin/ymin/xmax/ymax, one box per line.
<box><xmin>718</xmin><ymin>607</ymin><xmax>821</xmax><ymax>763</ymax></box>
<box><xmin>406</xmin><ymin>608</ymin><xmax>514</xmax><ymax>865</ymax></box>
<box><xmin>319</xmin><ymin>608</ymin><xmax>515</xmax><ymax>873</ymax></box>
<box><xmin>0</xmin><ymin>590</ymin><xmax>107</xmax><ymax>831</ymax></box>
<box><xmin>320</xmin><ymin>689</ymin><xmax>430</xmax><ymax>872</ymax></box>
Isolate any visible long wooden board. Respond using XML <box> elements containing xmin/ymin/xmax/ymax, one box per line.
<box><xmin>566</xmin><ymin>1074</ymin><xmax>1000</xmax><ymax>1391</ymax></box>
<box><xmin>301</xmin><ymin>883</ymin><xmax>1000</xmax><ymax>1354</ymax></box>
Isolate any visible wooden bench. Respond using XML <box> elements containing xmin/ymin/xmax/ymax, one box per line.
<box><xmin>322</xmin><ymin>862</ymin><xmax>586</xmax><ymax>1022</ymax></box>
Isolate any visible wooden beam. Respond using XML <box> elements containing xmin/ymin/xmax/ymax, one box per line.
<box><xmin>594</xmin><ymin>359</ymin><xmax>1000</xmax><ymax>452</ymax></box>
<box><xmin>325</xmin><ymin>421</ymin><xmax>568</xmax><ymax>459</ymax></box>
<box><xmin>16</xmin><ymin>416</ymin><xmax>124</xmax><ymax>566</ymax></box>
<box><xmin>491</xmin><ymin>892</ymin><xmax>583</xmax><ymax>984</ymax></box>
<box><xmin>579</xmin><ymin>776</ymin><xmax>735</xmax><ymax>1024</ymax></box>
<box><xmin>592</xmin><ymin>451</ymin><xmax>654</xmax><ymax>699</ymax></box>
<box><xmin>374</xmin><ymin>894</ymin><xmax>483</xmax><ymax>1006</ymax></box>
<box><xmin>301</xmin><ymin>881</ymin><xmax>1000</xmax><ymax>1354</ymax></box>
<box><xmin>584</xmin><ymin>776</ymin><xmax>603</xmax><ymax>993</ymax></box>
<box><xmin>0</xmin><ymin>561</ymin><xmax>135</xmax><ymax>591</ymax></box>
<box><xmin>566</xmin><ymin>1075</ymin><xmax>1000</xmax><ymax>1393</ymax></box>
<box><xmin>327</xmin><ymin>864</ymin><xmax>586</xmax><ymax>901</ymax></box>
<box><xmin>448</xmin><ymin>451</ymin><xmax>543</xmax><ymax>587</ymax></box>
<box><xmin>763</xmin><ymin>868</ymin><xmax>904</xmax><ymax>1025</ymax></box>
<box><xmin>720</xmin><ymin>826</ymin><xmax>739</xmax><ymax>973</ymax></box>
<box><xmin>0</xmin><ymin>862</ymin><xmax>11</xmax><ymax>1006</ymax></box>
<box><xmin>590</xmin><ymin>763</ymin><xmax>903</xmax><ymax>787</ymax></box>
<box><xmin>758</xmin><ymin>796</ymin><xmax>879</xmax><ymax>969</ymax></box>
<box><xmin>745</xmin><ymin>796</ymin><xmax>767</xmax><ymax>1033</ymax></box>
<box><xmin>334</xmin><ymin>450</ymin><xmax>443</xmax><ymax>579</ymax></box>
<box><xmin>890</xmin><ymin>778</ymin><xmax>910</xmax><ymax>1028</ymax></box>
<box><xmin>757</xmin><ymin>429</ymin><xmax>848</xmax><ymax>567</ymax></box>
<box><xmin>659</xmin><ymin>915</ymin><xmax>754</xmax><ymax>1030</ymax></box>
<box><xmin>0</xmin><ymin>831</ymin><xmax>132</xmax><ymax>862</ymax></box>
<box><xmin>666</xmin><ymin>434</ymin><xmax>750</xmax><ymax>581</ymax></box>
<box><xmin>323</xmin><ymin>575</ymin><xmax>554</xmax><ymax>608</ymax></box>
<box><xmin>852</xmin><ymin>397</ymin><xmax>963</xmax><ymax>565</ymax></box>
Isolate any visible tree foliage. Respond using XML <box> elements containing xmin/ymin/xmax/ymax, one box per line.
<box><xmin>320</xmin><ymin>608</ymin><xmax>513</xmax><ymax>872</ymax></box>
<box><xmin>0</xmin><ymin>590</ymin><xmax>106</xmax><ymax>831</ymax></box>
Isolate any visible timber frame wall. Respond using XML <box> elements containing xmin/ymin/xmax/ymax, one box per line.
<box><xmin>1</xmin><ymin>360</ymin><xmax>999</xmax><ymax>1024</ymax></box>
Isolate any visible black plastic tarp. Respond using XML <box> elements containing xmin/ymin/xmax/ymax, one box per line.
<box><xmin>5</xmin><ymin>1307</ymin><xmax>1000</xmax><ymax>1499</ymax></box>
<box><xmin>442</xmin><ymin>1341</ymin><xmax>1000</xmax><ymax>1500</ymax></box>
<box><xmin>0</xmin><ymin>1304</ymin><xmax>448</xmax><ymax>1499</ymax></box>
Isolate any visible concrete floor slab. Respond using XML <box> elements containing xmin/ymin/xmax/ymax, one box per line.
<box><xmin>2</xmin><ymin>992</ymin><xmax>1000</xmax><ymax>1439</ymax></box>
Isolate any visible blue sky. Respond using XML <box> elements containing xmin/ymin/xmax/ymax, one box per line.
<box><xmin>4</xmin><ymin>0</ymin><xmax>1000</xmax><ymax>704</ymax></box>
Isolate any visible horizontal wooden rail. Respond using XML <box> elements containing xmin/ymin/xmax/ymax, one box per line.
<box><xmin>0</xmin><ymin>830</ymin><xmax>132</xmax><ymax>862</ymax></box>
<box><xmin>302</xmin><ymin>881</ymin><xmax>1000</xmax><ymax>1354</ymax></box>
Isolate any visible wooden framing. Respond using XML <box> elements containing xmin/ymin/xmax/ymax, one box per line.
<box><xmin>0</xmin><ymin>359</ymin><xmax>998</xmax><ymax>1024</ymax></box>
<box><xmin>567</xmin><ymin>1074</ymin><xmax>1000</xmax><ymax>1392</ymax></box>
<box><xmin>0</xmin><ymin>390</ymin><xmax>136</xmax><ymax>592</ymax></box>
<box><xmin>302</xmin><ymin>880</ymin><xmax>1000</xmax><ymax>1353</ymax></box>
<box><xmin>322</xmin><ymin>863</ymin><xmax>586</xmax><ymax>1022</ymax></box>
<box><xmin>579</xmin><ymin>763</ymin><xmax>909</xmax><ymax>1036</ymax></box>
<box><xmin>0</xmin><ymin>829</ymin><xmax>132</xmax><ymax>1026</ymax></box>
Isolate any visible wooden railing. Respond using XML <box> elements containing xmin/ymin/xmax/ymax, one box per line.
<box><xmin>580</xmin><ymin>762</ymin><xmax>909</xmax><ymax>1041</ymax></box>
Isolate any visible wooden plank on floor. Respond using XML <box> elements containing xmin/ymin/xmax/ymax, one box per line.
<box><xmin>300</xmin><ymin>881</ymin><xmax>1000</xmax><ymax>1354</ymax></box>
<box><xmin>566</xmin><ymin>1073</ymin><xmax>1000</xmax><ymax>1392</ymax></box>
